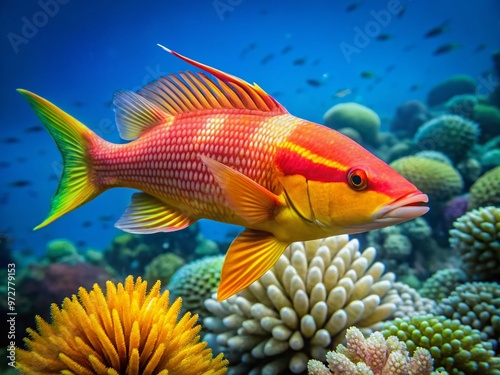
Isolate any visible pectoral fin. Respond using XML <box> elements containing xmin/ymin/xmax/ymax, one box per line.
<box><xmin>217</xmin><ymin>229</ymin><xmax>289</xmax><ymax>301</ymax></box>
<box><xmin>200</xmin><ymin>155</ymin><xmax>282</xmax><ymax>224</ymax></box>
<box><xmin>115</xmin><ymin>193</ymin><xmax>196</xmax><ymax>233</ymax></box>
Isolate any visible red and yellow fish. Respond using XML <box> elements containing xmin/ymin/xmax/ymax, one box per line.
<box><xmin>18</xmin><ymin>46</ymin><xmax>428</xmax><ymax>301</ymax></box>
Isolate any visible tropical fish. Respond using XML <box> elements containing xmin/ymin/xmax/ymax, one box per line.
<box><xmin>333</xmin><ymin>88</ymin><xmax>352</xmax><ymax>98</ymax></box>
<box><xmin>306</xmin><ymin>79</ymin><xmax>323</xmax><ymax>87</ymax></box>
<box><xmin>376</xmin><ymin>33</ymin><xmax>393</xmax><ymax>41</ymax></box>
<box><xmin>18</xmin><ymin>46</ymin><xmax>429</xmax><ymax>301</ymax></box>
<box><xmin>424</xmin><ymin>20</ymin><xmax>450</xmax><ymax>38</ymax></box>
<box><xmin>346</xmin><ymin>2</ymin><xmax>361</xmax><ymax>12</ymax></box>
<box><xmin>260</xmin><ymin>53</ymin><xmax>274</xmax><ymax>64</ymax></box>
<box><xmin>433</xmin><ymin>43</ymin><xmax>461</xmax><ymax>56</ymax></box>
<box><xmin>293</xmin><ymin>57</ymin><xmax>307</xmax><ymax>65</ymax></box>
<box><xmin>360</xmin><ymin>71</ymin><xmax>376</xmax><ymax>79</ymax></box>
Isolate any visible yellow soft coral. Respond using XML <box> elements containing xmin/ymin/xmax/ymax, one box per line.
<box><xmin>17</xmin><ymin>276</ymin><xmax>227</xmax><ymax>375</ymax></box>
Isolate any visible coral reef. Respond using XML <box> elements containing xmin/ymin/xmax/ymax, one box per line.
<box><xmin>17</xmin><ymin>261</ymin><xmax>117</xmax><ymax>321</ymax></box>
<box><xmin>414</xmin><ymin>115</ymin><xmax>479</xmax><ymax>164</ymax></box>
<box><xmin>307</xmin><ymin>326</ymin><xmax>434</xmax><ymax>375</ymax></box>
<box><xmin>203</xmin><ymin>235</ymin><xmax>406</xmax><ymax>374</ymax></box>
<box><xmin>468</xmin><ymin>167</ymin><xmax>500</xmax><ymax>210</ymax></box>
<box><xmin>437</xmin><ymin>282</ymin><xmax>500</xmax><ymax>345</ymax></box>
<box><xmin>17</xmin><ymin>276</ymin><xmax>228</xmax><ymax>375</ymax></box>
<box><xmin>450</xmin><ymin>206</ymin><xmax>500</xmax><ymax>281</ymax></box>
<box><xmin>387</xmin><ymin>282</ymin><xmax>438</xmax><ymax>319</ymax></box>
<box><xmin>427</xmin><ymin>75</ymin><xmax>477</xmax><ymax>107</ymax></box>
<box><xmin>390</xmin><ymin>100</ymin><xmax>430</xmax><ymax>138</ymax></box>
<box><xmin>382</xmin><ymin>314</ymin><xmax>500</xmax><ymax>374</ymax></box>
<box><xmin>414</xmin><ymin>150</ymin><xmax>453</xmax><ymax>165</ymax></box>
<box><xmin>45</xmin><ymin>238</ymin><xmax>81</xmax><ymax>263</ymax></box>
<box><xmin>323</xmin><ymin>102</ymin><xmax>380</xmax><ymax>146</ymax></box>
<box><xmin>366</xmin><ymin>218</ymin><xmax>446</xmax><ymax>279</ymax></box>
<box><xmin>168</xmin><ymin>255</ymin><xmax>224</xmax><ymax>320</ymax></box>
<box><xmin>419</xmin><ymin>269</ymin><xmax>468</xmax><ymax>302</ymax></box>
<box><xmin>473</xmin><ymin>104</ymin><xmax>500</xmax><ymax>141</ymax></box>
<box><xmin>390</xmin><ymin>156</ymin><xmax>463</xmax><ymax>204</ymax></box>
<box><xmin>445</xmin><ymin>94</ymin><xmax>478</xmax><ymax>119</ymax></box>
<box><xmin>104</xmin><ymin>224</ymin><xmax>202</xmax><ymax>276</ymax></box>
<box><xmin>144</xmin><ymin>252</ymin><xmax>186</xmax><ymax>286</ymax></box>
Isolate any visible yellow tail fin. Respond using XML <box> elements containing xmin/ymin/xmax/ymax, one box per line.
<box><xmin>17</xmin><ymin>89</ymin><xmax>103</xmax><ymax>229</ymax></box>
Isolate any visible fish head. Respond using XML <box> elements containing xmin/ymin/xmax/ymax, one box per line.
<box><xmin>277</xmin><ymin>124</ymin><xmax>429</xmax><ymax>236</ymax></box>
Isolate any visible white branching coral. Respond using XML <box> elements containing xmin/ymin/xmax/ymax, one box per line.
<box><xmin>204</xmin><ymin>235</ymin><xmax>405</xmax><ymax>374</ymax></box>
<box><xmin>307</xmin><ymin>326</ymin><xmax>434</xmax><ymax>375</ymax></box>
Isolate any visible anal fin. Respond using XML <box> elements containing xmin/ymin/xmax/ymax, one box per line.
<box><xmin>217</xmin><ymin>229</ymin><xmax>289</xmax><ymax>301</ymax></box>
<box><xmin>115</xmin><ymin>193</ymin><xmax>196</xmax><ymax>234</ymax></box>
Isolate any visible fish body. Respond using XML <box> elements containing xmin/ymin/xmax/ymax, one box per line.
<box><xmin>18</xmin><ymin>46</ymin><xmax>428</xmax><ymax>300</ymax></box>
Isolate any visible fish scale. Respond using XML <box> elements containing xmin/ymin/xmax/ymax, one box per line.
<box><xmin>18</xmin><ymin>46</ymin><xmax>428</xmax><ymax>301</ymax></box>
<box><xmin>92</xmin><ymin>111</ymin><xmax>300</xmax><ymax>225</ymax></box>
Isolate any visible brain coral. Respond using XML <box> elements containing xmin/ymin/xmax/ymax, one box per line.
<box><xmin>390</xmin><ymin>156</ymin><xmax>463</xmax><ymax>204</ymax></box>
<box><xmin>323</xmin><ymin>102</ymin><xmax>380</xmax><ymax>146</ymax></box>
<box><xmin>414</xmin><ymin>115</ymin><xmax>479</xmax><ymax>163</ymax></box>
<box><xmin>204</xmin><ymin>235</ymin><xmax>405</xmax><ymax>375</ymax></box>
<box><xmin>382</xmin><ymin>314</ymin><xmax>500</xmax><ymax>374</ymax></box>
<box><xmin>168</xmin><ymin>255</ymin><xmax>224</xmax><ymax>320</ymax></box>
<box><xmin>427</xmin><ymin>75</ymin><xmax>477</xmax><ymax>107</ymax></box>
<box><xmin>468</xmin><ymin>167</ymin><xmax>500</xmax><ymax>210</ymax></box>
<box><xmin>307</xmin><ymin>326</ymin><xmax>434</xmax><ymax>375</ymax></box>
<box><xmin>449</xmin><ymin>206</ymin><xmax>500</xmax><ymax>280</ymax></box>
<box><xmin>437</xmin><ymin>282</ymin><xmax>500</xmax><ymax>344</ymax></box>
<box><xmin>17</xmin><ymin>276</ymin><xmax>228</xmax><ymax>375</ymax></box>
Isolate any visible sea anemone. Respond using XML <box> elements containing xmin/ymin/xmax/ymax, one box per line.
<box><xmin>16</xmin><ymin>275</ymin><xmax>228</xmax><ymax>375</ymax></box>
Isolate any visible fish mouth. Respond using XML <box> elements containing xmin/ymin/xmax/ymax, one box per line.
<box><xmin>372</xmin><ymin>192</ymin><xmax>429</xmax><ymax>226</ymax></box>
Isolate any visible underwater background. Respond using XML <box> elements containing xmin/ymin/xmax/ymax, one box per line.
<box><xmin>1</xmin><ymin>0</ymin><xmax>500</xmax><ymax>374</ymax></box>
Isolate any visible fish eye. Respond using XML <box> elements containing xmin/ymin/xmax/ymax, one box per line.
<box><xmin>347</xmin><ymin>168</ymin><xmax>368</xmax><ymax>191</ymax></box>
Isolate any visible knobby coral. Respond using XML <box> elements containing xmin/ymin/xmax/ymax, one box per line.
<box><xmin>204</xmin><ymin>235</ymin><xmax>405</xmax><ymax>374</ymax></box>
<box><xmin>382</xmin><ymin>314</ymin><xmax>500</xmax><ymax>374</ymax></box>
<box><xmin>449</xmin><ymin>206</ymin><xmax>500</xmax><ymax>280</ymax></box>
<box><xmin>307</xmin><ymin>326</ymin><xmax>434</xmax><ymax>375</ymax></box>
<box><xmin>414</xmin><ymin>114</ymin><xmax>479</xmax><ymax>164</ymax></box>
<box><xmin>468</xmin><ymin>167</ymin><xmax>500</xmax><ymax>210</ymax></box>
<box><xmin>17</xmin><ymin>276</ymin><xmax>228</xmax><ymax>375</ymax></box>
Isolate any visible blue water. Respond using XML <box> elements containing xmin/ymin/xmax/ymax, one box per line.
<box><xmin>0</xmin><ymin>0</ymin><xmax>498</xmax><ymax>254</ymax></box>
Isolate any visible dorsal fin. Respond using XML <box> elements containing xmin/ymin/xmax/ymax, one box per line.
<box><xmin>135</xmin><ymin>45</ymin><xmax>288</xmax><ymax>116</ymax></box>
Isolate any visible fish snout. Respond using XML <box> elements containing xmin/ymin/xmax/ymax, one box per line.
<box><xmin>374</xmin><ymin>192</ymin><xmax>429</xmax><ymax>225</ymax></box>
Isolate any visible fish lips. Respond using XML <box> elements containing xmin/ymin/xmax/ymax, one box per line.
<box><xmin>373</xmin><ymin>192</ymin><xmax>429</xmax><ymax>226</ymax></box>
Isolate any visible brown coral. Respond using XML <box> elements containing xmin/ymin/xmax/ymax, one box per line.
<box><xmin>17</xmin><ymin>276</ymin><xmax>227</xmax><ymax>375</ymax></box>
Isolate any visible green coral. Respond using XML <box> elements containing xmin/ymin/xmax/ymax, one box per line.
<box><xmin>445</xmin><ymin>94</ymin><xmax>478</xmax><ymax>119</ymax></box>
<box><xmin>437</xmin><ymin>282</ymin><xmax>500</xmax><ymax>344</ymax></box>
<box><xmin>473</xmin><ymin>104</ymin><xmax>500</xmax><ymax>141</ymax></box>
<box><xmin>468</xmin><ymin>167</ymin><xmax>500</xmax><ymax>210</ymax></box>
<box><xmin>45</xmin><ymin>238</ymin><xmax>81</xmax><ymax>263</ymax></box>
<box><xmin>323</xmin><ymin>102</ymin><xmax>381</xmax><ymax>146</ymax></box>
<box><xmin>382</xmin><ymin>314</ymin><xmax>500</xmax><ymax>374</ymax></box>
<box><xmin>414</xmin><ymin>115</ymin><xmax>479</xmax><ymax>164</ymax></box>
<box><xmin>450</xmin><ymin>206</ymin><xmax>500</xmax><ymax>281</ymax></box>
<box><xmin>167</xmin><ymin>255</ymin><xmax>224</xmax><ymax>320</ymax></box>
<box><xmin>144</xmin><ymin>252</ymin><xmax>185</xmax><ymax>286</ymax></box>
<box><xmin>390</xmin><ymin>156</ymin><xmax>463</xmax><ymax>204</ymax></box>
<box><xmin>415</xmin><ymin>150</ymin><xmax>453</xmax><ymax>166</ymax></box>
<box><xmin>419</xmin><ymin>269</ymin><xmax>468</xmax><ymax>302</ymax></box>
<box><xmin>427</xmin><ymin>75</ymin><xmax>477</xmax><ymax>107</ymax></box>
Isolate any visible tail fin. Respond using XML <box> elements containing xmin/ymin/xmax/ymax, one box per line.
<box><xmin>17</xmin><ymin>89</ymin><xmax>104</xmax><ymax>230</ymax></box>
